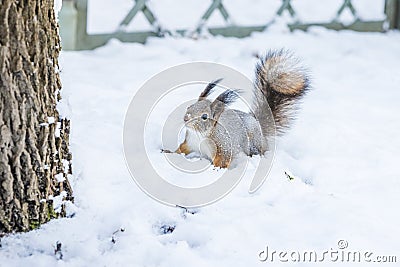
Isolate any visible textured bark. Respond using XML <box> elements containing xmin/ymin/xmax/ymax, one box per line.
<box><xmin>0</xmin><ymin>0</ymin><xmax>73</xmax><ymax>233</ymax></box>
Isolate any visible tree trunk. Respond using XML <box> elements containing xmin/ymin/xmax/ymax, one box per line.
<box><xmin>0</xmin><ymin>0</ymin><xmax>73</xmax><ymax>233</ymax></box>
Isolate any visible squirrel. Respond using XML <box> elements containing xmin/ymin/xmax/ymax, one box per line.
<box><xmin>162</xmin><ymin>50</ymin><xmax>310</xmax><ymax>168</ymax></box>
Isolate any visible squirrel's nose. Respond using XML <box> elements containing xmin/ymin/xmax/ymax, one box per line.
<box><xmin>184</xmin><ymin>114</ymin><xmax>189</xmax><ymax>122</ymax></box>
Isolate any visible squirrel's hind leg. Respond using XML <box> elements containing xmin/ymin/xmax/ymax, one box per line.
<box><xmin>212</xmin><ymin>147</ymin><xmax>232</xmax><ymax>169</ymax></box>
<box><xmin>175</xmin><ymin>141</ymin><xmax>192</xmax><ymax>155</ymax></box>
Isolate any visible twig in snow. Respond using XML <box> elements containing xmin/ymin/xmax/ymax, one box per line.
<box><xmin>111</xmin><ymin>228</ymin><xmax>125</xmax><ymax>244</ymax></box>
<box><xmin>176</xmin><ymin>205</ymin><xmax>198</xmax><ymax>218</ymax></box>
<box><xmin>54</xmin><ymin>241</ymin><xmax>63</xmax><ymax>260</ymax></box>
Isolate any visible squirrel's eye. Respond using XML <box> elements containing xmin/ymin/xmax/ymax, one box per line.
<box><xmin>201</xmin><ymin>113</ymin><xmax>208</xmax><ymax>120</ymax></box>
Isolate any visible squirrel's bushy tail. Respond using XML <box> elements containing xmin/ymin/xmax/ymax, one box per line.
<box><xmin>253</xmin><ymin>50</ymin><xmax>309</xmax><ymax>135</ymax></box>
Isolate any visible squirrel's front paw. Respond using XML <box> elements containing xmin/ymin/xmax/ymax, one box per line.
<box><xmin>212</xmin><ymin>153</ymin><xmax>231</xmax><ymax>169</ymax></box>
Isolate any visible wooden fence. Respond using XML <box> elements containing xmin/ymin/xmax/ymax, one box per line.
<box><xmin>59</xmin><ymin>0</ymin><xmax>400</xmax><ymax>50</ymax></box>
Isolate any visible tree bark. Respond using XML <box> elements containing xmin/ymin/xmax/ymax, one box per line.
<box><xmin>0</xmin><ymin>0</ymin><xmax>73</xmax><ymax>233</ymax></box>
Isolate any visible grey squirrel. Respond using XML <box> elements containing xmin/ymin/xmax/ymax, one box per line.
<box><xmin>162</xmin><ymin>50</ymin><xmax>310</xmax><ymax>168</ymax></box>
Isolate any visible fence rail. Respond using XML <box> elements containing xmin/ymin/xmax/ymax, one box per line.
<box><xmin>59</xmin><ymin>0</ymin><xmax>400</xmax><ymax>51</ymax></box>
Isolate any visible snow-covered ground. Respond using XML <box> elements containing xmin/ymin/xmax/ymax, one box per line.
<box><xmin>1</xmin><ymin>1</ymin><xmax>400</xmax><ymax>266</ymax></box>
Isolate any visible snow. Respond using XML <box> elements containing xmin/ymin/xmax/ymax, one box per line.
<box><xmin>54</xmin><ymin>173</ymin><xmax>65</xmax><ymax>183</ymax></box>
<box><xmin>54</xmin><ymin>0</ymin><xmax>62</xmax><ymax>21</ymax></box>
<box><xmin>55</xmin><ymin>122</ymin><xmax>61</xmax><ymax>138</ymax></box>
<box><xmin>47</xmin><ymin>117</ymin><xmax>55</xmax><ymax>124</ymax></box>
<box><xmin>1</xmin><ymin>1</ymin><xmax>400</xmax><ymax>266</ymax></box>
<box><xmin>49</xmin><ymin>191</ymin><xmax>68</xmax><ymax>213</ymax></box>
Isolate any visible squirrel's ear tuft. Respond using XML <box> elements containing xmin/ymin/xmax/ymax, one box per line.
<box><xmin>198</xmin><ymin>78</ymin><xmax>223</xmax><ymax>100</ymax></box>
<box><xmin>210</xmin><ymin>89</ymin><xmax>240</xmax><ymax>122</ymax></box>
<box><xmin>213</xmin><ymin>89</ymin><xmax>240</xmax><ymax>106</ymax></box>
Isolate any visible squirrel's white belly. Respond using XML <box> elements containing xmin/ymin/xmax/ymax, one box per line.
<box><xmin>185</xmin><ymin>128</ymin><xmax>215</xmax><ymax>160</ymax></box>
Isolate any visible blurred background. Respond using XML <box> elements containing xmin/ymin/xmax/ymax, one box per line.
<box><xmin>58</xmin><ymin>0</ymin><xmax>399</xmax><ymax>50</ymax></box>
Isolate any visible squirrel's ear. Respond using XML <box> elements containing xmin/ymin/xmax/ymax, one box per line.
<box><xmin>210</xmin><ymin>101</ymin><xmax>224</xmax><ymax>124</ymax></box>
<box><xmin>213</xmin><ymin>89</ymin><xmax>240</xmax><ymax>106</ymax></box>
<box><xmin>210</xmin><ymin>89</ymin><xmax>240</xmax><ymax>123</ymax></box>
<box><xmin>198</xmin><ymin>78</ymin><xmax>223</xmax><ymax>100</ymax></box>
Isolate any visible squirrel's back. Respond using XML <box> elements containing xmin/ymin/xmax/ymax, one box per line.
<box><xmin>253</xmin><ymin>50</ymin><xmax>310</xmax><ymax>135</ymax></box>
